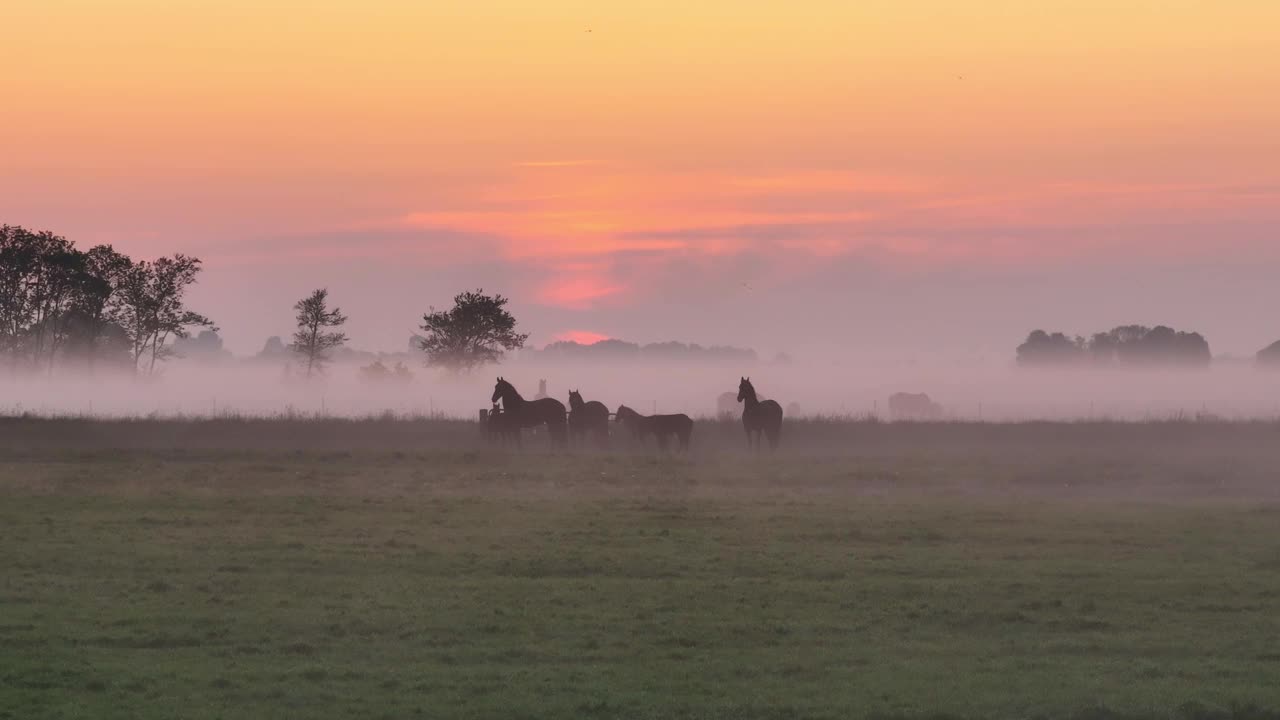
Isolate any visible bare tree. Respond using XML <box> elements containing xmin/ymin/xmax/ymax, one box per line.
<box><xmin>289</xmin><ymin>288</ymin><xmax>348</xmax><ymax>378</ymax></box>
<box><xmin>116</xmin><ymin>255</ymin><xmax>216</xmax><ymax>374</ymax></box>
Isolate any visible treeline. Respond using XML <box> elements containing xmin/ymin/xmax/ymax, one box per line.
<box><xmin>1017</xmin><ymin>325</ymin><xmax>1211</xmax><ymax>368</ymax></box>
<box><xmin>520</xmin><ymin>339</ymin><xmax>758</xmax><ymax>364</ymax></box>
<box><xmin>0</xmin><ymin>225</ymin><xmax>213</xmax><ymax>375</ymax></box>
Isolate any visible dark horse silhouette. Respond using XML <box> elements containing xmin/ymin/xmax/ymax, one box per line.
<box><xmin>485</xmin><ymin>402</ymin><xmax>520</xmax><ymax>445</ymax></box>
<box><xmin>568</xmin><ymin>390</ymin><xmax>610</xmax><ymax>448</ymax></box>
<box><xmin>491</xmin><ymin>377</ymin><xmax>568</xmax><ymax>450</ymax></box>
<box><xmin>738</xmin><ymin>377</ymin><xmax>782</xmax><ymax>451</ymax></box>
<box><xmin>615</xmin><ymin>404</ymin><xmax>693</xmax><ymax>452</ymax></box>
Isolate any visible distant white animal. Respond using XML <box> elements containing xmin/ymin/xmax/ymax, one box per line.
<box><xmin>888</xmin><ymin>393</ymin><xmax>943</xmax><ymax>421</ymax></box>
<box><xmin>717</xmin><ymin>390</ymin><xmax>767</xmax><ymax>417</ymax></box>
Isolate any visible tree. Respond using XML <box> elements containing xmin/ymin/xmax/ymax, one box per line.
<box><xmin>1258</xmin><ymin>340</ymin><xmax>1280</xmax><ymax>368</ymax></box>
<box><xmin>0</xmin><ymin>225</ymin><xmax>81</xmax><ymax>370</ymax></box>
<box><xmin>65</xmin><ymin>245</ymin><xmax>133</xmax><ymax>372</ymax></box>
<box><xmin>1017</xmin><ymin>325</ymin><xmax>1212</xmax><ymax>369</ymax></box>
<box><xmin>418</xmin><ymin>289</ymin><xmax>528</xmax><ymax>372</ymax></box>
<box><xmin>289</xmin><ymin>288</ymin><xmax>348</xmax><ymax>378</ymax></box>
<box><xmin>0</xmin><ymin>225</ymin><xmax>39</xmax><ymax>363</ymax></box>
<box><xmin>1015</xmin><ymin>330</ymin><xmax>1086</xmax><ymax>366</ymax></box>
<box><xmin>116</xmin><ymin>255</ymin><xmax>216</xmax><ymax>374</ymax></box>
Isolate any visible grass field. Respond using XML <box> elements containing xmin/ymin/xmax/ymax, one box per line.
<box><xmin>3</xmin><ymin>417</ymin><xmax>1280</xmax><ymax>719</ymax></box>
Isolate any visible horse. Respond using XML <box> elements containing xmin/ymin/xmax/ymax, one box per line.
<box><xmin>738</xmin><ymin>377</ymin><xmax>783</xmax><ymax>451</ymax></box>
<box><xmin>491</xmin><ymin>377</ymin><xmax>568</xmax><ymax>450</ymax></box>
<box><xmin>485</xmin><ymin>402</ymin><xmax>520</xmax><ymax>446</ymax></box>
<box><xmin>568</xmin><ymin>389</ymin><xmax>610</xmax><ymax>448</ymax></box>
<box><xmin>614</xmin><ymin>404</ymin><xmax>693</xmax><ymax>452</ymax></box>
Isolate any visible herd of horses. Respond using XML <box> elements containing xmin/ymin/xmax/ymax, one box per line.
<box><xmin>486</xmin><ymin>376</ymin><xmax>783</xmax><ymax>452</ymax></box>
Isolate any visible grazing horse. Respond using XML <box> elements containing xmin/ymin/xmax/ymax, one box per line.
<box><xmin>615</xmin><ymin>404</ymin><xmax>693</xmax><ymax>452</ymax></box>
<box><xmin>491</xmin><ymin>377</ymin><xmax>568</xmax><ymax>450</ymax></box>
<box><xmin>738</xmin><ymin>377</ymin><xmax>783</xmax><ymax>451</ymax></box>
<box><xmin>568</xmin><ymin>390</ymin><xmax>610</xmax><ymax>448</ymax></box>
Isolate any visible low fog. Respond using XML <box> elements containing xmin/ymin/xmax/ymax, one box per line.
<box><xmin>5</xmin><ymin>353</ymin><xmax>1280</xmax><ymax>422</ymax></box>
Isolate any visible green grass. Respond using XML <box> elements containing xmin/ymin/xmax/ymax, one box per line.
<box><xmin>2</xmin><ymin>435</ymin><xmax>1280</xmax><ymax>718</ymax></box>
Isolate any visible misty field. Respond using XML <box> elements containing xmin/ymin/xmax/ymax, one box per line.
<box><xmin>3</xmin><ymin>417</ymin><xmax>1280</xmax><ymax>719</ymax></box>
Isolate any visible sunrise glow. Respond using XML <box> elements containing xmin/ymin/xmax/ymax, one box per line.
<box><xmin>4</xmin><ymin>0</ymin><xmax>1278</xmax><ymax>351</ymax></box>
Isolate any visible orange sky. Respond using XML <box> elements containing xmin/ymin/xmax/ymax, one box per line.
<box><xmin>3</xmin><ymin>0</ymin><xmax>1279</xmax><ymax>354</ymax></box>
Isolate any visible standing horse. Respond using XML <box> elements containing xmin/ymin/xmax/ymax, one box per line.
<box><xmin>738</xmin><ymin>377</ymin><xmax>783</xmax><ymax>451</ymax></box>
<box><xmin>568</xmin><ymin>390</ymin><xmax>610</xmax><ymax>448</ymax></box>
<box><xmin>615</xmin><ymin>405</ymin><xmax>693</xmax><ymax>452</ymax></box>
<box><xmin>491</xmin><ymin>377</ymin><xmax>568</xmax><ymax>450</ymax></box>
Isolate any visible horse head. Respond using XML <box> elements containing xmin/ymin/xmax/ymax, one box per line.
<box><xmin>614</xmin><ymin>404</ymin><xmax>632</xmax><ymax>423</ymax></box>
<box><xmin>492</xmin><ymin>377</ymin><xmax>513</xmax><ymax>404</ymax></box>
<box><xmin>568</xmin><ymin>389</ymin><xmax>584</xmax><ymax>410</ymax></box>
<box><xmin>737</xmin><ymin>376</ymin><xmax>755</xmax><ymax>403</ymax></box>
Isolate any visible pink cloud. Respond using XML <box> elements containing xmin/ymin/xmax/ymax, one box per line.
<box><xmin>536</xmin><ymin>276</ymin><xmax>625</xmax><ymax>309</ymax></box>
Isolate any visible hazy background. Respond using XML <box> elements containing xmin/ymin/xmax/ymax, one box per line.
<box><xmin>4</xmin><ymin>357</ymin><xmax>1280</xmax><ymax>421</ymax></box>
<box><xmin>3</xmin><ymin>1</ymin><xmax>1279</xmax><ymax>366</ymax></box>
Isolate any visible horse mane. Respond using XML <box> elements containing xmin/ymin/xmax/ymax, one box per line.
<box><xmin>497</xmin><ymin>378</ymin><xmax>523</xmax><ymax>400</ymax></box>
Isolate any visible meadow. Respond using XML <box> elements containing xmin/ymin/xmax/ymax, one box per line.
<box><xmin>3</xmin><ymin>415</ymin><xmax>1280</xmax><ymax>719</ymax></box>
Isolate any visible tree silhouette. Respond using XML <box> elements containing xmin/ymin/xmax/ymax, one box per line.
<box><xmin>1017</xmin><ymin>325</ymin><xmax>1211</xmax><ymax>368</ymax></box>
<box><xmin>67</xmin><ymin>245</ymin><xmax>133</xmax><ymax>371</ymax></box>
<box><xmin>0</xmin><ymin>225</ymin><xmax>84</xmax><ymax>369</ymax></box>
<box><xmin>116</xmin><ymin>255</ymin><xmax>216</xmax><ymax>374</ymax></box>
<box><xmin>1016</xmin><ymin>330</ymin><xmax>1086</xmax><ymax>366</ymax></box>
<box><xmin>289</xmin><ymin>288</ymin><xmax>348</xmax><ymax>378</ymax></box>
<box><xmin>1258</xmin><ymin>340</ymin><xmax>1280</xmax><ymax>367</ymax></box>
<box><xmin>2</xmin><ymin>226</ymin><xmax>182</xmax><ymax>373</ymax></box>
<box><xmin>418</xmin><ymin>289</ymin><xmax>528</xmax><ymax>373</ymax></box>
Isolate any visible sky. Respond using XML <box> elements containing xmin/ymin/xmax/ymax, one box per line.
<box><xmin>3</xmin><ymin>0</ymin><xmax>1279</xmax><ymax>359</ymax></box>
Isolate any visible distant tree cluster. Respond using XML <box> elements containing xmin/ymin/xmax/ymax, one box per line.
<box><xmin>170</xmin><ymin>329</ymin><xmax>233</xmax><ymax>364</ymax></box>
<box><xmin>527</xmin><ymin>339</ymin><xmax>758</xmax><ymax>364</ymax></box>
<box><xmin>1017</xmin><ymin>325</ymin><xmax>1211</xmax><ymax>368</ymax></box>
<box><xmin>0</xmin><ymin>225</ymin><xmax>214</xmax><ymax>375</ymax></box>
<box><xmin>359</xmin><ymin>359</ymin><xmax>413</xmax><ymax>385</ymax></box>
<box><xmin>1257</xmin><ymin>341</ymin><xmax>1280</xmax><ymax>368</ymax></box>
